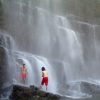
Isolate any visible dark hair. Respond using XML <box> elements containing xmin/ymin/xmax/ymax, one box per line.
<box><xmin>41</xmin><ymin>67</ymin><xmax>45</xmax><ymax>71</ymax></box>
<box><xmin>23</xmin><ymin>64</ymin><xmax>25</xmax><ymax>66</ymax></box>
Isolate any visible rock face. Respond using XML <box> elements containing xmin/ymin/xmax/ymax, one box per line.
<box><xmin>1</xmin><ymin>82</ymin><xmax>100</xmax><ymax>100</ymax></box>
<box><xmin>0</xmin><ymin>33</ymin><xmax>15</xmax><ymax>98</ymax></box>
<box><xmin>10</xmin><ymin>85</ymin><xmax>61</xmax><ymax>100</ymax></box>
<box><xmin>80</xmin><ymin>82</ymin><xmax>100</xmax><ymax>95</ymax></box>
<box><xmin>0</xmin><ymin>47</ymin><xmax>8</xmax><ymax>90</ymax></box>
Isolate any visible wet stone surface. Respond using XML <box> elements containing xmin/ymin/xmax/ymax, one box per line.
<box><xmin>10</xmin><ymin>85</ymin><xmax>61</xmax><ymax>100</ymax></box>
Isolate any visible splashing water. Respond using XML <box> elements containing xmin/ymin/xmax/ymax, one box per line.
<box><xmin>14</xmin><ymin>51</ymin><xmax>58</xmax><ymax>93</ymax></box>
<box><xmin>1</xmin><ymin>0</ymin><xmax>100</xmax><ymax>99</ymax></box>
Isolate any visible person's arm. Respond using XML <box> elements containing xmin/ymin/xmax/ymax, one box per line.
<box><xmin>25</xmin><ymin>68</ymin><xmax>28</xmax><ymax>74</ymax></box>
<box><xmin>42</xmin><ymin>72</ymin><xmax>44</xmax><ymax>77</ymax></box>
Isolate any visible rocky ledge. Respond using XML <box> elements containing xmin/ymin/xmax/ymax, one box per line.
<box><xmin>9</xmin><ymin>85</ymin><xmax>61</xmax><ymax>100</ymax></box>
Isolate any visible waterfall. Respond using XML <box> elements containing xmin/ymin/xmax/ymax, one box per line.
<box><xmin>1</xmin><ymin>0</ymin><xmax>100</xmax><ymax>99</ymax></box>
<box><xmin>14</xmin><ymin>51</ymin><xmax>58</xmax><ymax>93</ymax></box>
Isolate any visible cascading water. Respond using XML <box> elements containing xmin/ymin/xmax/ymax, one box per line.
<box><xmin>14</xmin><ymin>51</ymin><xmax>58</xmax><ymax>93</ymax></box>
<box><xmin>0</xmin><ymin>32</ymin><xmax>17</xmax><ymax>99</ymax></box>
<box><xmin>1</xmin><ymin>0</ymin><xmax>100</xmax><ymax>99</ymax></box>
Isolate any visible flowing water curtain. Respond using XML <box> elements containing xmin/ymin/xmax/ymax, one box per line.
<box><xmin>0</xmin><ymin>33</ymin><xmax>16</xmax><ymax>89</ymax></box>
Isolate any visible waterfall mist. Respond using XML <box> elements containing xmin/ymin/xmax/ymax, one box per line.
<box><xmin>1</xmin><ymin>0</ymin><xmax>100</xmax><ymax>98</ymax></box>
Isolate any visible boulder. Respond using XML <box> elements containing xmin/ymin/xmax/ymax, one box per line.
<box><xmin>10</xmin><ymin>85</ymin><xmax>61</xmax><ymax>100</ymax></box>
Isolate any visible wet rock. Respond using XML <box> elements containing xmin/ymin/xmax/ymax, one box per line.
<box><xmin>81</xmin><ymin>81</ymin><xmax>100</xmax><ymax>95</ymax></box>
<box><xmin>0</xmin><ymin>47</ymin><xmax>8</xmax><ymax>90</ymax></box>
<box><xmin>10</xmin><ymin>85</ymin><xmax>61</xmax><ymax>100</ymax></box>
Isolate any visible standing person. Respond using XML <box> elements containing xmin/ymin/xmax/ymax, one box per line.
<box><xmin>40</xmin><ymin>67</ymin><xmax>48</xmax><ymax>91</ymax></box>
<box><xmin>21</xmin><ymin>64</ymin><xmax>28</xmax><ymax>84</ymax></box>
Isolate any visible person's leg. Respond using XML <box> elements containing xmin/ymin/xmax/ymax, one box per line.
<box><xmin>45</xmin><ymin>77</ymin><xmax>48</xmax><ymax>91</ymax></box>
<box><xmin>21</xmin><ymin>74</ymin><xmax>24</xmax><ymax>83</ymax></box>
<box><xmin>39</xmin><ymin>78</ymin><xmax>44</xmax><ymax>89</ymax></box>
<box><xmin>23</xmin><ymin>78</ymin><xmax>25</xmax><ymax>84</ymax></box>
<box><xmin>46</xmin><ymin>85</ymin><xmax>47</xmax><ymax>91</ymax></box>
<box><xmin>23</xmin><ymin>74</ymin><xmax>27</xmax><ymax>84</ymax></box>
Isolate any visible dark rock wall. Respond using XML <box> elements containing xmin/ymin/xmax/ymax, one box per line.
<box><xmin>0</xmin><ymin>47</ymin><xmax>8</xmax><ymax>89</ymax></box>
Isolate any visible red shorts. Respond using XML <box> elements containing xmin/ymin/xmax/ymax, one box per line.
<box><xmin>21</xmin><ymin>74</ymin><xmax>27</xmax><ymax>79</ymax></box>
<box><xmin>41</xmin><ymin>77</ymin><xmax>48</xmax><ymax>86</ymax></box>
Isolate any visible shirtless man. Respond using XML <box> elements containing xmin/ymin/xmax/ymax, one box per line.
<box><xmin>21</xmin><ymin>64</ymin><xmax>28</xmax><ymax>84</ymax></box>
<box><xmin>40</xmin><ymin>67</ymin><xmax>48</xmax><ymax>90</ymax></box>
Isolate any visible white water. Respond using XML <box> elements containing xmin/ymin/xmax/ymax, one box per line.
<box><xmin>13</xmin><ymin>51</ymin><xmax>95</xmax><ymax>98</ymax></box>
<box><xmin>1</xmin><ymin>0</ymin><xmax>100</xmax><ymax>99</ymax></box>
<box><xmin>14</xmin><ymin>51</ymin><xmax>58</xmax><ymax>93</ymax></box>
